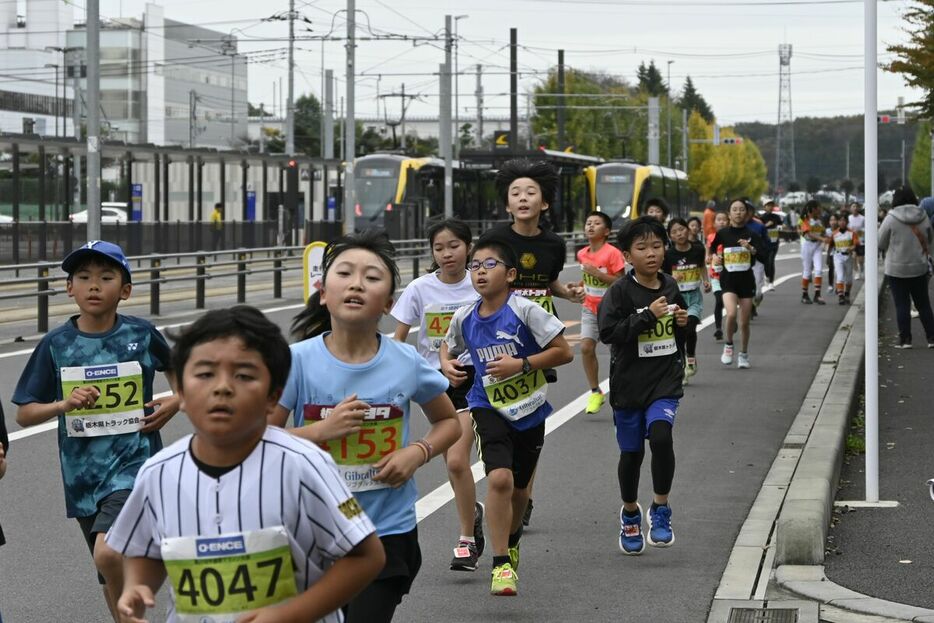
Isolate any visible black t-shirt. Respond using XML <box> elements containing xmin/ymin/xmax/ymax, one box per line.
<box><xmin>760</xmin><ymin>213</ymin><xmax>783</xmax><ymax>248</ymax></box>
<box><xmin>709</xmin><ymin>226</ymin><xmax>765</xmax><ymax>292</ymax></box>
<box><xmin>663</xmin><ymin>242</ymin><xmax>707</xmax><ymax>291</ymax></box>
<box><xmin>478</xmin><ymin>224</ymin><xmax>566</xmax><ymax>294</ymax></box>
<box><xmin>597</xmin><ymin>272</ymin><xmax>686</xmax><ymax>410</ymax></box>
<box><xmin>189</xmin><ymin>439</ymin><xmax>240</xmax><ymax>479</ymax></box>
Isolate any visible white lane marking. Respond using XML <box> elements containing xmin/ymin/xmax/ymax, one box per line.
<box><xmin>416</xmin><ymin>270</ymin><xmax>804</xmax><ymax>523</ymax></box>
<box><xmin>9</xmin><ymin>390</ymin><xmax>174</xmax><ymax>442</ymax></box>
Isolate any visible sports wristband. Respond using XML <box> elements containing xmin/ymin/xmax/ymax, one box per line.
<box><xmin>411</xmin><ymin>442</ymin><xmax>429</xmax><ymax>464</ymax></box>
<box><xmin>415</xmin><ymin>438</ymin><xmax>434</xmax><ymax>463</ymax></box>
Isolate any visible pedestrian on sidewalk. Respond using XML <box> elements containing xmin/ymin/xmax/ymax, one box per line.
<box><xmin>210</xmin><ymin>202</ymin><xmax>224</xmax><ymax>251</ymax></box>
<box><xmin>879</xmin><ymin>185</ymin><xmax>934</xmax><ymax>349</ymax></box>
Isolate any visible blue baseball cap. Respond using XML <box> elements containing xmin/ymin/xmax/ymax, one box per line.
<box><xmin>62</xmin><ymin>240</ymin><xmax>132</xmax><ymax>283</ymax></box>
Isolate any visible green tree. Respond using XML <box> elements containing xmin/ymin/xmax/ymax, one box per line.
<box><xmin>248</xmin><ymin>102</ymin><xmax>272</xmax><ymax>117</ymax></box>
<box><xmin>680</xmin><ymin>76</ymin><xmax>714</xmax><ymax>123</ymax></box>
<box><xmin>293</xmin><ymin>94</ymin><xmax>322</xmax><ymax>156</ymax></box>
<box><xmin>884</xmin><ymin>0</ymin><xmax>934</xmax><ymax>119</ymax></box>
<box><xmin>686</xmin><ymin>112</ymin><xmax>768</xmax><ymax>200</ymax></box>
<box><xmin>908</xmin><ymin>119</ymin><xmax>932</xmax><ymax>196</ymax></box>
<box><xmin>637</xmin><ymin>60</ymin><xmax>666</xmax><ymax>97</ymax></box>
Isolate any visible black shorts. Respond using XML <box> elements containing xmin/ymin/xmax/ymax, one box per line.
<box><xmin>344</xmin><ymin>528</ymin><xmax>421</xmax><ymax>623</ymax></box>
<box><xmin>719</xmin><ymin>271</ymin><xmax>756</xmax><ymax>299</ymax></box>
<box><xmin>471</xmin><ymin>408</ymin><xmax>544</xmax><ymax>489</ymax></box>
<box><xmin>445</xmin><ymin>365</ymin><xmax>475</xmax><ymax>412</ymax></box>
<box><xmin>76</xmin><ymin>489</ymin><xmax>131</xmax><ymax>584</ymax></box>
<box><xmin>855</xmin><ymin>244</ymin><xmax>865</xmax><ymax>257</ymax></box>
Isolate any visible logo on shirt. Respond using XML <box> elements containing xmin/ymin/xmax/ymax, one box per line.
<box><xmin>476</xmin><ymin>342</ymin><xmax>519</xmax><ymax>363</ymax></box>
<box><xmin>495</xmin><ymin>329</ymin><xmax>524</xmax><ymax>347</ymax></box>
<box><xmin>127</xmin><ymin>342</ymin><xmax>138</xmax><ymax>352</ymax></box>
<box><xmin>520</xmin><ymin>253</ymin><xmax>537</xmax><ymax>270</ymax></box>
<box><xmin>338</xmin><ymin>497</ymin><xmax>364</xmax><ymax>520</ymax></box>
<box><xmin>84</xmin><ymin>365</ymin><xmax>118</xmax><ymax>380</ymax></box>
<box><xmin>195</xmin><ymin>535</ymin><xmax>246</xmax><ymax>557</ymax></box>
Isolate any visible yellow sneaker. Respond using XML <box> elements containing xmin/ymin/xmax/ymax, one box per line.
<box><xmin>508</xmin><ymin>543</ymin><xmax>520</xmax><ymax>571</ymax></box>
<box><xmin>585</xmin><ymin>391</ymin><xmax>605</xmax><ymax>414</ymax></box>
<box><xmin>490</xmin><ymin>563</ymin><xmax>518</xmax><ymax>596</ymax></box>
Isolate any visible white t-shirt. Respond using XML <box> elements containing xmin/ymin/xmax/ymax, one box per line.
<box><xmin>849</xmin><ymin>213</ymin><xmax>865</xmax><ymax>234</ymax></box>
<box><xmin>390</xmin><ymin>271</ymin><xmax>478</xmax><ymax>368</ymax></box>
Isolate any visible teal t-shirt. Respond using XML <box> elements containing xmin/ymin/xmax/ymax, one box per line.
<box><xmin>12</xmin><ymin>314</ymin><xmax>170</xmax><ymax>518</ymax></box>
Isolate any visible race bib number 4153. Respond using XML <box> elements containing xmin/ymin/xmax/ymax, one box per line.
<box><xmin>60</xmin><ymin>362</ymin><xmax>145</xmax><ymax>437</ymax></box>
<box><xmin>162</xmin><ymin>527</ymin><xmax>298</xmax><ymax>623</ymax></box>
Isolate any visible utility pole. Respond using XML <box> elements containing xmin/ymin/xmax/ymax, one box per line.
<box><xmin>647</xmin><ymin>97</ymin><xmax>660</xmax><ymax>164</ymax></box>
<box><xmin>324</xmin><ymin>69</ymin><xmax>334</xmax><ymax>159</ymax></box>
<box><xmin>72</xmin><ymin>52</ymin><xmax>82</xmax><ymax>210</ymax></box>
<box><xmin>846</xmin><ymin>140</ymin><xmax>850</xmax><ymax>180</ymax></box>
<box><xmin>87</xmin><ymin>0</ymin><xmax>101</xmax><ymax>240</ymax></box>
<box><xmin>453</xmin><ymin>15</ymin><xmax>468</xmax><ymax>159</ymax></box>
<box><xmin>475</xmin><ymin>64</ymin><xmax>483</xmax><ymax>147</ymax></box>
<box><xmin>557</xmin><ymin>50</ymin><xmax>565</xmax><ymax>151</ymax></box>
<box><xmin>667</xmin><ymin>60</ymin><xmax>674</xmax><ymax>167</ymax></box>
<box><xmin>230</xmin><ymin>51</ymin><xmax>235</xmax><ymax>145</ymax></box>
<box><xmin>682</xmin><ymin>108</ymin><xmax>688</xmax><ymax>170</ymax></box>
<box><xmin>189</xmin><ymin>90</ymin><xmax>197</xmax><ymax>148</ymax></box>
<box><xmin>344</xmin><ymin>0</ymin><xmax>356</xmax><ymax>233</ymax></box>
<box><xmin>442</xmin><ymin>15</ymin><xmax>453</xmax><ymax>217</ymax></box>
<box><xmin>901</xmin><ymin>139</ymin><xmax>906</xmax><ymax>186</ymax></box>
<box><xmin>286</xmin><ymin>0</ymin><xmax>295</xmax><ymax>155</ymax></box>
<box><xmin>258</xmin><ymin>103</ymin><xmax>266</xmax><ymax>153</ymax></box>
<box><xmin>510</xmin><ymin>28</ymin><xmax>518</xmax><ymax>155</ymax></box>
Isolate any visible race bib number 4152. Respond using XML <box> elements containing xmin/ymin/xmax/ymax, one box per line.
<box><xmin>162</xmin><ymin>527</ymin><xmax>298</xmax><ymax>623</ymax></box>
<box><xmin>60</xmin><ymin>361</ymin><xmax>145</xmax><ymax>437</ymax></box>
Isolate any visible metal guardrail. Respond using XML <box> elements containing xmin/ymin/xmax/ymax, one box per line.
<box><xmin>0</xmin><ymin>231</ymin><xmax>590</xmax><ymax>335</ymax></box>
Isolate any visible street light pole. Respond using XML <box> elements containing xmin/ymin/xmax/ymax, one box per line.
<box><xmin>454</xmin><ymin>14</ymin><xmax>468</xmax><ymax>159</ymax></box>
<box><xmin>44</xmin><ymin>64</ymin><xmax>59</xmax><ymax>136</ymax></box>
<box><xmin>667</xmin><ymin>60</ymin><xmax>674</xmax><ymax>167</ymax></box>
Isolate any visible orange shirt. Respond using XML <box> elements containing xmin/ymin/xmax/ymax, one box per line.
<box><xmin>577</xmin><ymin>243</ymin><xmax>626</xmax><ymax>314</ymax></box>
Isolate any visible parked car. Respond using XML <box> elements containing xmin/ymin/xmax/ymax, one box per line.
<box><xmin>0</xmin><ymin>214</ymin><xmax>12</xmax><ymax>223</ymax></box>
<box><xmin>69</xmin><ymin>204</ymin><xmax>128</xmax><ymax>223</ymax></box>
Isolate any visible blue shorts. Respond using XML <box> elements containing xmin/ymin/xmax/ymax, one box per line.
<box><xmin>613</xmin><ymin>398</ymin><xmax>679</xmax><ymax>452</ymax></box>
<box><xmin>680</xmin><ymin>288</ymin><xmax>704</xmax><ymax>319</ymax></box>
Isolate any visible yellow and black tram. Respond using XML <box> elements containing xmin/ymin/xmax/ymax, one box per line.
<box><xmin>583</xmin><ymin>162</ymin><xmax>695</xmax><ymax>229</ymax></box>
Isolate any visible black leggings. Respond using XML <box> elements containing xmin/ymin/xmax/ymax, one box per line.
<box><xmin>617</xmin><ymin>421</ymin><xmax>675</xmax><ymax>504</ymax></box>
<box><xmin>675</xmin><ymin>315</ymin><xmax>700</xmax><ymax>357</ymax></box>
<box><xmin>344</xmin><ymin>577</ymin><xmax>409</xmax><ymax>623</ymax></box>
<box><xmin>765</xmin><ymin>247</ymin><xmax>777</xmax><ymax>283</ymax></box>
<box><xmin>714</xmin><ymin>291</ymin><xmax>724</xmax><ymax>330</ymax></box>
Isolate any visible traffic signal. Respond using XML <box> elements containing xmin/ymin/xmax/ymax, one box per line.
<box><xmin>722</xmin><ymin>137</ymin><xmax>744</xmax><ymax>145</ymax></box>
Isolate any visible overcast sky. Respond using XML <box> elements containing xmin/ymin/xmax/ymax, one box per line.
<box><xmin>101</xmin><ymin>0</ymin><xmax>922</xmax><ymax>127</ymax></box>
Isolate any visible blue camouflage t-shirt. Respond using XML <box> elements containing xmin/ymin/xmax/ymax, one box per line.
<box><xmin>12</xmin><ymin>314</ymin><xmax>170</xmax><ymax>518</ymax></box>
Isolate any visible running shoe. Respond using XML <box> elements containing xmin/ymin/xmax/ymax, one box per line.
<box><xmin>522</xmin><ymin>498</ymin><xmax>533</xmax><ymax>527</ymax></box>
<box><xmin>585</xmin><ymin>391</ymin><xmax>605</xmax><ymax>414</ymax></box>
<box><xmin>450</xmin><ymin>540</ymin><xmax>480</xmax><ymax>572</ymax></box>
<box><xmin>714</xmin><ymin>329</ymin><xmax>723</xmax><ymax>341</ymax></box>
<box><xmin>814</xmin><ymin>295</ymin><xmax>826</xmax><ymax>305</ymax></box>
<box><xmin>474</xmin><ymin>502</ymin><xmax>486</xmax><ymax>557</ymax></box>
<box><xmin>721</xmin><ymin>343</ymin><xmax>734</xmax><ymax>365</ymax></box>
<box><xmin>894</xmin><ymin>341</ymin><xmax>913</xmax><ymax>349</ymax></box>
<box><xmin>646</xmin><ymin>504</ymin><xmax>675</xmax><ymax>547</ymax></box>
<box><xmin>508</xmin><ymin>543</ymin><xmax>520</xmax><ymax>571</ymax></box>
<box><xmin>801</xmin><ymin>292</ymin><xmax>812</xmax><ymax>304</ymax></box>
<box><xmin>685</xmin><ymin>357</ymin><xmax>697</xmax><ymax>378</ymax></box>
<box><xmin>490</xmin><ymin>563</ymin><xmax>518</xmax><ymax>596</ymax></box>
<box><xmin>618</xmin><ymin>504</ymin><xmax>645</xmax><ymax>555</ymax></box>
<box><xmin>839</xmin><ymin>295</ymin><xmax>846</xmax><ymax>305</ymax></box>
<box><xmin>737</xmin><ymin>352</ymin><xmax>750</xmax><ymax>369</ymax></box>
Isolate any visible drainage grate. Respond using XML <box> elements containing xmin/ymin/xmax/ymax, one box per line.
<box><xmin>728</xmin><ymin>608</ymin><xmax>798</xmax><ymax>623</ymax></box>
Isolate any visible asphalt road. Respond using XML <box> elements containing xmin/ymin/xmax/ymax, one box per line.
<box><xmin>0</xmin><ymin>247</ymin><xmax>856</xmax><ymax>622</ymax></box>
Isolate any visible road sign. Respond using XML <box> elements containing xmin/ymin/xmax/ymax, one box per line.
<box><xmin>302</xmin><ymin>241</ymin><xmax>328</xmax><ymax>303</ymax></box>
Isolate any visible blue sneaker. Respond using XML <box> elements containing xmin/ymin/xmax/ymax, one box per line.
<box><xmin>647</xmin><ymin>503</ymin><xmax>675</xmax><ymax>547</ymax></box>
<box><xmin>618</xmin><ymin>504</ymin><xmax>645</xmax><ymax>555</ymax></box>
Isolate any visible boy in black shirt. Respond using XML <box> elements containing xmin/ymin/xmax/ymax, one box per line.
<box><xmin>598</xmin><ymin>217</ymin><xmax>688</xmax><ymax>555</ymax></box>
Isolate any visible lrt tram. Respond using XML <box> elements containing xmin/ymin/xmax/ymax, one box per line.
<box><xmin>583</xmin><ymin>162</ymin><xmax>695</xmax><ymax>229</ymax></box>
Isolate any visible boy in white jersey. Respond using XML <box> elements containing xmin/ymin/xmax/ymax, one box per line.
<box><xmin>832</xmin><ymin>214</ymin><xmax>859</xmax><ymax>305</ymax></box>
<box><xmin>441</xmin><ymin>240</ymin><xmax>573</xmax><ymax>597</ymax></box>
<box><xmin>107</xmin><ymin>306</ymin><xmax>385</xmax><ymax>623</ymax></box>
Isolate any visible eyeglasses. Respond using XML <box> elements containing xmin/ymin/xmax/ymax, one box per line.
<box><xmin>467</xmin><ymin>258</ymin><xmax>510</xmax><ymax>271</ymax></box>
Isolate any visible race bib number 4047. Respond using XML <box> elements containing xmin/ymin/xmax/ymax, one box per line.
<box><xmin>162</xmin><ymin>527</ymin><xmax>298</xmax><ymax>623</ymax></box>
<box><xmin>60</xmin><ymin>362</ymin><xmax>145</xmax><ymax>437</ymax></box>
<box><xmin>302</xmin><ymin>404</ymin><xmax>404</xmax><ymax>492</ymax></box>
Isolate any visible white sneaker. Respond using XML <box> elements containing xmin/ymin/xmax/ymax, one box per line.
<box><xmin>737</xmin><ymin>352</ymin><xmax>750</xmax><ymax>369</ymax></box>
<box><xmin>721</xmin><ymin>344</ymin><xmax>734</xmax><ymax>365</ymax></box>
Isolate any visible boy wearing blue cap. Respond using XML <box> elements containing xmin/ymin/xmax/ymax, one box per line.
<box><xmin>13</xmin><ymin>240</ymin><xmax>180</xmax><ymax>621</ymax></box>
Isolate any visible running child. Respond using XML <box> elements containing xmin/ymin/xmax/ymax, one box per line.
<box><xmin>107</xmin><ymin>306</ymin><xmax>385</xmax><ymax>623</ymax></box>
<box><xmin>663</xmin><ymin>217</ymin><xmax>710</xmax><ymax>381</ymax></box>
<box><xmin>441</xmin><ymin>239</ymin><xmax>573</xmax><ymax>596</ymax></box>
<box><xmin>12</xmin><ymin>241</ymin><xmax>179</xmax><ymax>621</ymax></box>
<box><xmin>272</xmin><ymin>230</ymin><xmax>461</xmax><ymax>623</ymax></box>
<box><xmin>708</xmin><ymin>200</ymin><xmax>766</xmax><ymax>369</ymax></box>
<box><xmin>687</xmin><ymin>216</ymin><xmax>703</xmax><ymax>244</ymax></box>
<box><xmin>577</xmin><ymin>211</ymin><xmax>626</xmax><ymax>413</ymax></box>
<box><xmin>390</xmin><ymin>219</ymin><xmax>485</xmax><ymax>572</ymax></box>
<box><xmin>759</xmin><ymin>201</ymin><xmax>784</xmax><ymax>290</ymax></box>
<box><xmin>825</xmin><ymin>213</ymin><xmax>839</xmax><ymax>294</ymax></box>
<box><xmin>799</xmin><ymin>200</ymin><xmax>827</xmax><ymax>305</ymax></box>
<box><xmin>644</xmin><ymin>197</ymin><xmax>670</xmax><ymax>224</ymax></box>
<box><xmin>744</xmin><ymin>202</ymin><xmax>769</xmax><ymax>316</ymax></box>
<box><xmin>597</xmin><ymin>217</ymin><xmax>689</xmax><ymax>555</ymax></box>
<box><xmin>707</xmin><ymin>211</ymin><xmax>729</xmax><ymax>341</ymax></box>
<box><xmin>831</xmin><ymin>213</ymin><xmax>858</xmax><ymax>305</ymax></box>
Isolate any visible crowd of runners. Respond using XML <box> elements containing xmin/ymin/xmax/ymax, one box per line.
<box><xmin>2</xmin><ymin>158</ymin><xmax>871</xmax><ymax>622</ymax></box>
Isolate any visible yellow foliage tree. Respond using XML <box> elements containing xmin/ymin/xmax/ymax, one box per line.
<box><xmin>687</xmin><ymin>111</ymin><xmax>769</xmax><ymax>201</ymax></box>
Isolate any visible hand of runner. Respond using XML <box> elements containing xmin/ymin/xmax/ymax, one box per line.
<box><xmin>140</xmin><ymin>394</ymin><xmax>181</xmax><ymax>433</ymax></box>
<box><xmin>373</xmin><ymin>445</ymin><xmax>424</xmax><ymax>487</ymax></box>
<box><xmin>117</xmin><ymin>584</ymin><xmax>155</xmax><ymax>623</ymax></box>
<box><xmin>703</xmin><ymin>280</ymin><xmax>712</xmax><ymax>293</ymax></box>
<box><xmin>566</xmin><ymin>283</ymin><xmax>586</xmax><ymax>303</ymax></box>
<box><xmin>0</xmin><ymin>445</ymin><xmax>6</xmax><ymax>480</ymax></box>
<box><xmin>237</xmin><ymin>605</ymin><xmax>291</xmax><ymax>622</ymax></box>
<box><xmin>581</xmin><ymin>262</ymin><xmax>601</xmax><ymax>277</ymax></box>
<box><xmin>649</xmin><ymin>296</ymin><xmax>669</xmax><ymax>319</ymax></box>
<box><xmin>62</xmin><ymin>386</ymin><xmax>100</xmax><ymax>413</ymax></box>
<box><xmin>315</xmin><ymin>394</ymin><xmax>369</xmax><ymax>441</ymax></box>
<box><xmin>441</xmin><ymin>358</ymin><xmax>468</xmax><ymax>387</ymax></box>
<box><xmin>673</xmin><ymin>308</ymin><xmax>689</xmax><ymax>327</ymax></box>
<box><xmin>486</xmin><ymin>355</ymin><xmax>522</xmax><ymax>381</ymax></box>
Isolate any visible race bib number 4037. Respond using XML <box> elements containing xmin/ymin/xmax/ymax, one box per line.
<box><xmin>162</xmin><ymin>527</ymin><xmax>298</xmax><ymax>623</ymax></box>
<box><xmin>60</xmin><ymin>362</ymin><xmax>145</xmax><ymax>437</ymax></box>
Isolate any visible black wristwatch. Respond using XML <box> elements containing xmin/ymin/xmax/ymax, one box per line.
<box><xmin>521</xmin><ymin>358</ymin><xmax>532</xmax><ymax>374</ymax></box>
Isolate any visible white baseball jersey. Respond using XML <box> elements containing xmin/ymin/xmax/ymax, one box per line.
<box><xmin>106</xmin><ymin>426</ymin><xmax>375</xmax><ymax>623</ymax></box>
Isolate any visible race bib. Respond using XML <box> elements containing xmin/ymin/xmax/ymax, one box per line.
<box><xmin>482</xmin><ymin>369</ymin><xmax>548</xmax><ymax>422</ymax></box>
<box><xmin>582</xmin><ymin>271</ymin><xmax>609</xmax><ymax>298</ymax></box>
<box><xmin>638</xmin><ymin>313</ymin><xmax>676</xmax><ymax>358</ymax></box>
<box><xmin>768</xmin><ymin>228</ymin><xmax>780</xmax><ymax>242</ymax></box>
<box><xmin>302</xmin><ymin>404</ymin><xmax>404</xmax><ymax>492</ymax></box>
<box><xmin>424</xmin><ymin>300</ymin><xmax>473</xmax><ymax>351</ymax></box>
<box><xmin>60</xmin><ymin>362</ymin><xmax>145</xmax><ymax>437</ymax></box>
<box><xmin>672</xmin><ymin>265</ymin><xmax>701</xmax><ymax>291</ymax></box>
<box><xmin>512</xmin><ymin>288</ymin><xmax>555</xmax><ymax>315</ymax></box>
<box><xmin>163</xmin><ymin>527</ymin><xmax>298</xmax><ymax>623</ymax></box>
<box><xmin>722</xmin><ymin>246</ymin><xmax>751</xmax><ymax>272</ymax></box>
<box><xmin>834</xmin><ymin>237</ymin><xmax>853</xmax><ymax>251</ymax></box>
